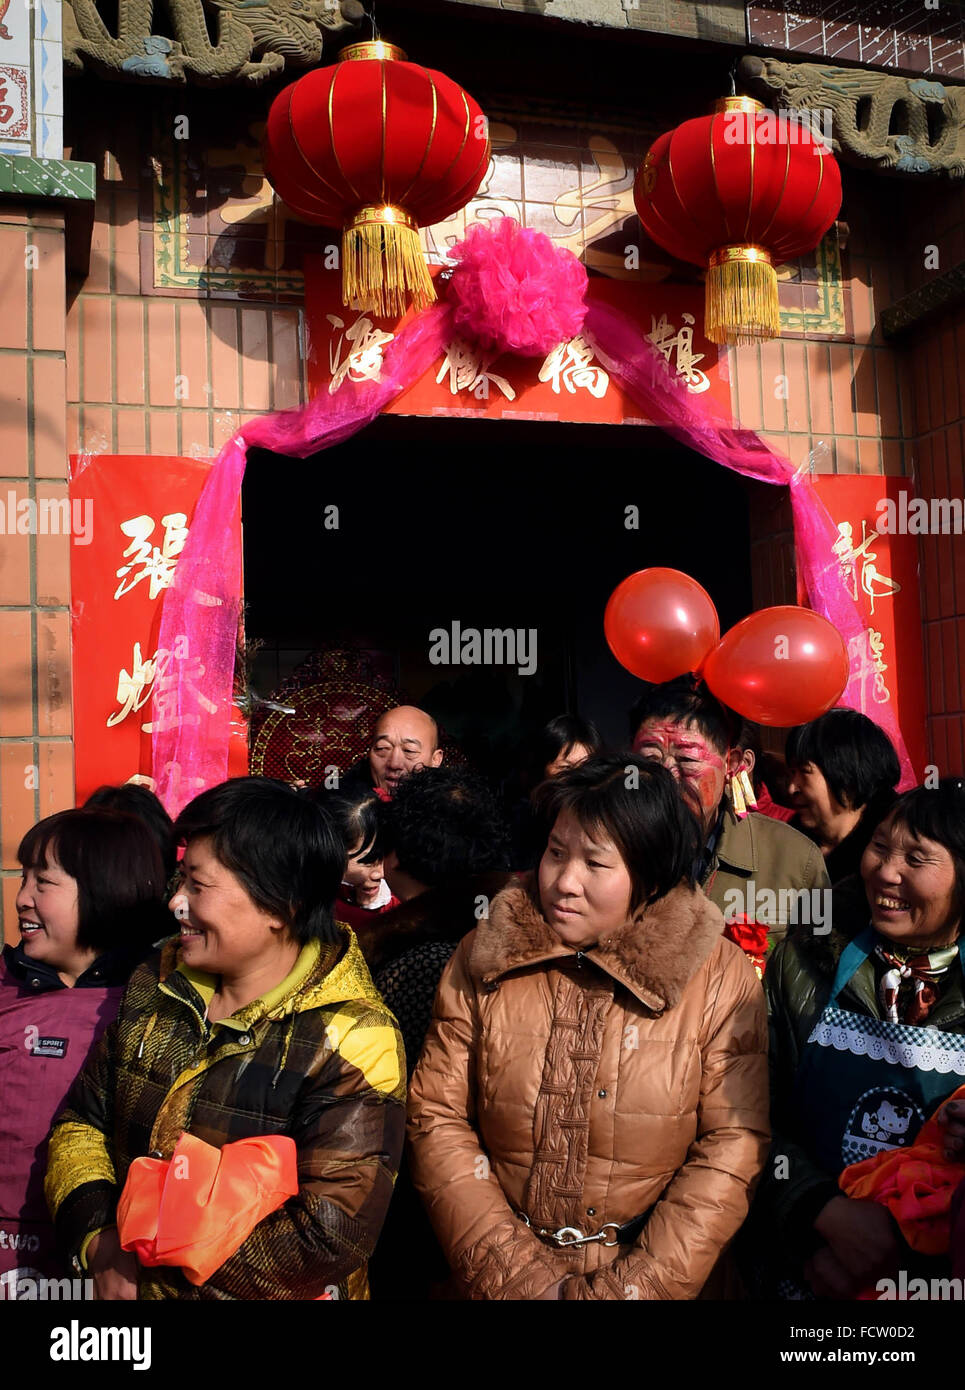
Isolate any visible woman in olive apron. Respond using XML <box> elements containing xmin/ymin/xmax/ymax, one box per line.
<box><xmin>750</xmin><ymin>779</ymin><xmax>965</xmax><ymax>1299</ymax></box>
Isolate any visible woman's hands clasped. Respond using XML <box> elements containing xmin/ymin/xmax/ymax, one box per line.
<box><xmin>86</xmin><ymin>1226</ymin><xmax>139</xmax><ymax>1301</ymax></box>
<box><xmin>937</xmin><ymin>1099</ymin><xmax>965</xmax><ymax>1161</ymax></box>
<box><xmin>805</xmin><ymin>1195</ymin><xmax>900</xmax><ymax>1299</ymax></box>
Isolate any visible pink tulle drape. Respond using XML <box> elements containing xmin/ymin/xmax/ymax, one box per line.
<box><xmin>152</xmin><ymin>305</ymin><xmax>452</xmax><ymax>816</ymax></box>
<box><xmin>152</xmin><ymin>290</ymin><xmax>914</xmax><ymax>817</ymax></box>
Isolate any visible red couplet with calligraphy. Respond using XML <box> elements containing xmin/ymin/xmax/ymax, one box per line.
<box><xmin>802</xmin><ymin>476</ymin><xmax>928</xmax><ymax>782</ymax></box>
<box><xmin>69</xmin><ymin>454</ymin><xmax>248</xmax><ymax>805</ymax></box>
<box><xmin>303</xmin><ymin>259</ymin><xmax>730</xmax><ymax>423</ymax></box>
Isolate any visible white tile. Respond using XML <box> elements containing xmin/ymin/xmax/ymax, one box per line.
<box><xmin>0</xmin><ymin>0</ymin><xmax>32</xmax><ymax>67</ymax></box>
<box><xmin>34</xmin><ymin>37</ymin><xmax>61</xmax><ymax>116</ymax></box>
<box><xmin>36</xmin><ymin>110</ymin><xmax>62</xmax><ymax>159</ymax></box>
<box><xmin>39</xmin><ymin>0</ymin><xmax>62</xmax><ymax>46</ymax></box>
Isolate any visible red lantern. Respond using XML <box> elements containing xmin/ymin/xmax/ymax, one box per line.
<box><xmin>633</xmin><ymin>96</ymin><xmax>842</xmax><ymax>345</ymax></box>
<box><xmin>264</xmin><ymin>40</ymin><xmax>490</xmax><ymax>318</ymax></box>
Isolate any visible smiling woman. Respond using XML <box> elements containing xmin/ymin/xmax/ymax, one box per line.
<box><xmin>1</xmin><ymin>809</ymin><xmax>169</xmax><ymax>1283</ymax></box>
<box><xmin>44</xmin><ymin>777</ymin><xmax>406</xmax><ymax>1301</ymax></box>
<box><xmin>748</xmin><ymin>778</ymin><xmax>965</xmax><ymax>1300</ymax></box>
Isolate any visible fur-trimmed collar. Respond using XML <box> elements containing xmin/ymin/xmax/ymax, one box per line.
<box><xmin>471</xmin><ymin>878</ymin><xmax>725</xmax><ymax>1013</ymax></box>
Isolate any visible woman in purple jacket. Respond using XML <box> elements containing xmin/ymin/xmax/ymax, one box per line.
<box><xmin>0</xmin><ymin>808</ymin><xmax>169</xmax><ymax>1288</ymax></box>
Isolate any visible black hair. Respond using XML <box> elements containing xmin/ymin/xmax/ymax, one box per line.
<box><xmin>173</xmin><ymin>776</ymin><xmax>344</xmax><ymax>947</ymax></box>
<box><xmin>382</xmin><ymin>766</ymin><xmax>510</xmax><ymax>888</ymax></box>
<box><xmin>18</xmin><ymin>808</ymin><xmax>169</xmax><ymax>955</ymax></box>
<box><xmin>786</xmin><ymin>709</ymin><xmax>900</xmax><ymax>811</ymax></box>
<box><xmin>882</xmin><ymin>778</ymin><xmax>965</xmax><ymax>918</ymax></box>
<box><xmin>84</xmin><ymin>783</ymin><xmax>177</xmax><ymax>882</ymax></box>
<box><xmin>533</xmin><ymin>754</ymin><xmax>700</xmax><ymax>911</ymax></box>
<box><xmin>628</xmin><ymin>675</ymin><xmax>741</xmax><ymax>757</ymax></box>
<box><xmin>536</xmin><ymin>713</ymin><xmax>603</xmax><ymax>775</ymax></box>
<box><xmin>309</xmin><ymin>787</ymin><xmax>385</xmax><ymax>866</ymax></box>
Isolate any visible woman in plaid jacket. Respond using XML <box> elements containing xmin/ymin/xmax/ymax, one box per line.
<box><xmin>45</xmin><ymin>777</ymin><xmax>406</xmax><ymax>1300</ymax></box>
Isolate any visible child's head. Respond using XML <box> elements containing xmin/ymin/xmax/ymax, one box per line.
<box><xmin>313</xmin><ymin>788</ymin><xmax>387</xmax><ymax>907</ymax></box>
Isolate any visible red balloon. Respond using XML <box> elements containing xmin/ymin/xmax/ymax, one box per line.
<box><xmin>702</xmin><ymin>606</ymin><xmax>849</xmax><ymax>726</ymax></box>
<box><xmin>604</xmin><ymin>569</ymin><xmax>719</xmax><ymax>683</ymax></box>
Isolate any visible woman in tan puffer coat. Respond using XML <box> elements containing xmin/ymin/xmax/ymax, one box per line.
<box><xmin>407</xmin><ymin>755</ymin><xmax>770</xmax><ymax>1300</ymax></box>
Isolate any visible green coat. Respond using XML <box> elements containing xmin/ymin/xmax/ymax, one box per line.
<box><xmin>751</xmin><ymin>876</ymin><xmax>965</xmax><ymax>1271</ymax></box>
<box><xmin>702</xmin><ymin>806</ymin><xmax>831</xmax><ymax>946</ymax></box>
<box><xmin>45</xmin><ymin>927</ymin><xmax>406</xmax><ymax>1300</ymax></box>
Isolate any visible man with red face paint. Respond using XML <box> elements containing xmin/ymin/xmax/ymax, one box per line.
<box><xmin>630</xmin><ymin>677</ymin><xmax>829</xmax><ymax>956</ymax></box>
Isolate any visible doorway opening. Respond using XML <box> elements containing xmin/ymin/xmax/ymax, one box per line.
<box><xmin>241</xmin><ymin>414</ymin><xmax>756</xmax><ymax>788</ymax></box>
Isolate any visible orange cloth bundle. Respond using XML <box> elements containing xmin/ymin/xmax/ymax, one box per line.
<box><xmin>117</xmin><ymin>1132</ymin><xmax>299</xmax><ymax>1285</ymax></box>
<box><xmin>840</xmin><ymin>1085</ymin><xmax>965</xmax><ymax>1256</ymax></box>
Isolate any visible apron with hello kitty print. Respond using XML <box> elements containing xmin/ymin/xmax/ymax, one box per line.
<box><xmin>794</xmin><ymin>928</ymin><xmax>965</xmax><ymax>1180</ymax></box>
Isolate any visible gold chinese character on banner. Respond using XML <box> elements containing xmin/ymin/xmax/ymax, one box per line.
<box><xmin>436</xmin><ymin>337</ymin><xmax>516</xmax><ymax>401</ymax></box>
<box><xmin>646</xmin><ymin>312</ymin><xmax>710</xmax><ymax>394</ymax></box>
<box><xmin>847</xmin><ymin>629</ymin><xmax>893</xmax><ymax>715</ymax></box>
<box><xmin>833</xmin><ymin>520</ymin><xmax>901</xmax><ymax>616</ymax></box>
<box><xmin>107</xmin><ymin>642</ymin><xmax>159</xmax><ymax>729</ymax></box>
<box><xmin>327</xmin><ymin>313</ymin><xmax>395</xmax><ymax>394</ymax></box>
<box><xmin>144</xmin><ymin>645</ymin><xmax>218</xmax><ymax>734</ymax></box>
<box><xmin>868</xmin><ymin>627</ymin><xmax>891</xmax><ymax>704</ymax></box>
<box><xmin>538</xmin><ymin>336</ymin><xmax>609</xmax><ymax>398</ymax></box>
<box><xmin>114</xmin><ymin>513</ymin><xmax>189</xmax><ymax>601</ymax></box>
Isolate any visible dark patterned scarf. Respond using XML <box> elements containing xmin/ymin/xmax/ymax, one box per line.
<box><xmin>874</xmin><ymin>940</ymin><xmax>959</xmax><ymax>1025</ymax></box>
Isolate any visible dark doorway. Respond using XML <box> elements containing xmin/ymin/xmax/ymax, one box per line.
<box><xmin>242</xmin><ymin>415</ymin><xmax>753</xmax><ymax>786</ymax></box>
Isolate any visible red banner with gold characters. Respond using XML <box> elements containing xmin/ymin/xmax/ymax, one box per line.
<box><xmin>803</xmin><ymin>475</ymin><xmax>928</xmax><ymax>782</ymax></box>
<box><xmin>304</xmin><ymin>258</ymin><xmax>730</xmax><ymax>422</ymax></box>
<box><xmin>69</xmin><ymin>454</ymin><xmax>248</xmax><ymax>806</ymax></box>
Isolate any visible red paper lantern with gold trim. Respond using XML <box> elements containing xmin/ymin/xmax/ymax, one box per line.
<box><xmin>633</xmin><ymin>96</ymin><xmax>842</xmax><ymax>345</ymax></box>
<box><xmin>264</xmin><ymin>40</ymin><xmax>490</xmax><ymax>317</ymax></box>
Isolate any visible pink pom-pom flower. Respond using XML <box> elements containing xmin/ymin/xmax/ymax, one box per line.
<box><xmin>445</xmin><ymin>218</ymin><xmax>588</xmax><ymax>358</ymax></box>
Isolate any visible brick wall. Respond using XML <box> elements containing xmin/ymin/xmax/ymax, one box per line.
<box><xmin>0</xmin><ymin>205</ymin><xmax>71</xmax><ymax>943</ymax></box>
<box><xmin>66</xmin><ymin>122</ymin><xmax>306</xmax><ymax>463</ymax></box>
<box><xmin>905</xmin><ymin>299</ymin><xmax>965</xmax><ymax>776</ymax></box>
<box><xmin>729</xmin><ymin>171</ymin><xmax>911</xmax><ymax>480</ymax></box>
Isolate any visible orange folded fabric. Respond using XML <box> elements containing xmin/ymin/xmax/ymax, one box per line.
<box><xmin>117</xmin><ymin>1131</ymin><xmax>299</xmax><ymax>1285</ymax></box>
<box><xmin>840</xmin><ymin>1085</ymin><xmax>965</xmax><ymax>1256</ymax></box>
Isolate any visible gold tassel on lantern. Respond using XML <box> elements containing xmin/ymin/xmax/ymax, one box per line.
<box><xmin>342</xmin><ymin>205</ymin><xmax>436</xmax><ymax>318</ymax></box>
<box><xmin>705</xmin><ymin>244</ymin><xmax>779</xmax><ymax>346</ymax></box>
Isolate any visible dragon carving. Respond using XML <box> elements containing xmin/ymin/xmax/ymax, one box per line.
<box><xmin>64</xmin><ymin>0</ymin><xmax>365</xmax><ymax>84</ymax></box>
<box><xmin>738</xmin><ymin>54</ymin><xmax>965</xmax><ymax>179</ymax></box>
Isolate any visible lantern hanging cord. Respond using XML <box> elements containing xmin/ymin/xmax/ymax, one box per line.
<box><xmin>728</xmin><ymin>61</ymin><xmax>737</xmax><ymax>96</ymax></box>
<box><xmin>364</xmin><ymin>2</ymin><xmax>380</xmax><ymax>40</ymax></box>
